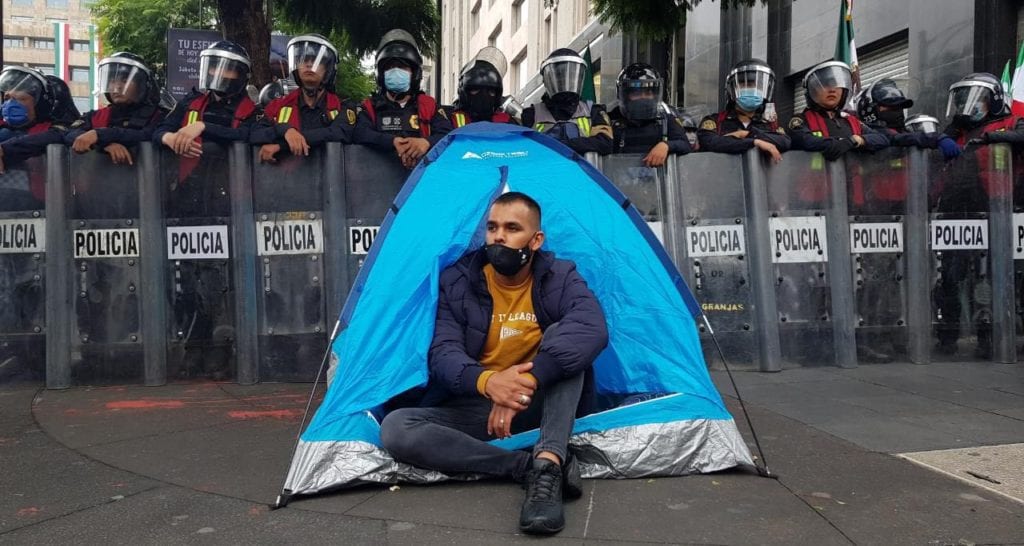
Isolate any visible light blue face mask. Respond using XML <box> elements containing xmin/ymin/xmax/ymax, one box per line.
<box><xmin>1</xmin><ymin>99</ymin><xmax>31</xmax><ymax>127</ymax></box>
<box><xmin>735</xmin><ymin>90</ymin><xmax>764</xmax><ymax>112</ymax></box>
<box><xmin>384</xmin><ymin>68</ymin><xmax>411</xmax><ymax>93</ymax></box>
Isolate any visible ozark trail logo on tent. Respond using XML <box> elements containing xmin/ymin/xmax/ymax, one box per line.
<box><xmin>460</xmin><ymin>150</ymin><xmax>528</xmax><ymax>160</ymax></box>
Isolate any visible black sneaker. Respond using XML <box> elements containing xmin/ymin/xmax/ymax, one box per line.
<box><xmin>562</xmin><ymin>452</ymin><xmax>583</xmax><ymax>500</ymax></box>
<box><xmin>519</xmin><ymin>458</ymin><xmax>565</xmax><ymax>535</ymax></box>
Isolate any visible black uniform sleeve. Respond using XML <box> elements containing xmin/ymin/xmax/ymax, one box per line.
<box><xmin>95</xmin><ymin>107</ymin><xmax>168</xmax><ymax>147</ymax></box>
<box><xmin>152</xmin><ymin>100</ymin><xmax>189</xmax><ymax>146</ymax></box>
<box><xmin>787</xmin><ymin>115</ymin><xmax>854</xmax><ymax>160</ymax></box>
<box><xmin>889</xmin><ymin>130</ymin><xmax>941</xmax><ymax>148</ymax></box>
<box><xmin>1</xmin><ymin>127</ymin><xmax>65</xmax><ymax>163</ymax></box>
<box><xmin>664</xmin><ymin>114</ymin><xmax>692</xmax><ymax>155</ymax></box>
<box><xmin>426</xmin><ymin>102</ymin><xmax>453</xmax><ymax>146</ymax></box>
<box><xmin>563</xmin><ymin>105</ymin><xmax>613</xmax><ymax>156</ymax></box>
<box><xmin>201</xmin><ymin>116</ymin><xmax>256</xmax><ymax>143</ymax></box>
<box><xmin>248</xmin><ymin>116</ymin><xmax>288</xmax><ymax>145</ymax></box>
<box><xmin>750</xmin><ymin>123</ymin><xmax>791</xmax><ymax>152</ymax></box>
<box><xmin>521</xmin><ymin>106</ymin><xmax>536</xmax><ymax>129</ymax></box>
<box><xmin>855</xmin><ymin>122</ymin><xmax>890</xmax><ymax>152</ymax></box>
<box><xmin>984</xmin><ymin>117</ymin><xmax>1024</xmax><ymax>145</ymax></box>
<box><xmin>697</xmin><ymin>114</ymin><xmax>755</xmax><ymax>154</ymax></box>
<box><xmin>352</xmin><ymin>107</ymin><xmax>398</xmax><ymax>151</ymax></box>
<box><xmin>63</xmin><ymin>111</ymin><xmax>96</xmax><ymax>145</ymax></box>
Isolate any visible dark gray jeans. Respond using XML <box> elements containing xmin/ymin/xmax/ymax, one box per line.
<box><xmin>379</xmin><ymin>371</ymin><xmax>585</xmax><ymax>482</ymax></box>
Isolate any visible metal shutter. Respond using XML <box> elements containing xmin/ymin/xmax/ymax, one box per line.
<box><xmin>792</xmin><ymin>37</ymin><xmax>909</xmax><ymax>113</ymax></box>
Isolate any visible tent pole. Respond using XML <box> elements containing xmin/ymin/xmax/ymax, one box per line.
<box><xmin>701</xmin><ymin>314</ymin><xmax>775</xmax><ymax>479</ymax></box>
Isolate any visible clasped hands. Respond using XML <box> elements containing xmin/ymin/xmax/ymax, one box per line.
<box><xmin>484</xmin><ymin>362</ymin><xmax>537</xmax><ymax>440</ymax></box>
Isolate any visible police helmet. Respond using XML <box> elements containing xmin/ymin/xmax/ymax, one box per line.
<box><xmin>540</xmin><ymin>48</ymin><xmax>587</xmax><ymax>97</ymax></box>
<box><xmin>802</xmin><ymin>60</ymin><xmax>853</xmax><ymax>112</ymax></box>
<box><xmin>904</xmin><ymin>114</ymin><xmax>940</xmax><ymax>134</ymax></box>
<box><xmin>855</xmin><ymin>78</ymin><xmax>913</xmax><ymax>124</ymax></box>
<box><xmin>946</xmin><ymin>72</ymin><xmax>1005</xmax><ymax>124</ymax></box>
<box><xmin>376</xmin><ymin>29</ymin><xmax>423</xmax><ymax>93</ymax></box>
<box><xmin>725</xmin><ymin>58</ymin><xmax>775</xmax><ymax>111</ymax></box>
<box><xmin>199</xmin><ymin>40</ymin><xmax>252</xmax><ymax>97</ymax></box>
<box><xmin>616</xmin><ymin>63</ymin><xmax>663</xmax><ymax>121</ymax></box>
<box><xmin>97</xmin><ymin>52</ymin><xmax>159</xmax><ymax>105</ymax></box>
<box><xmin>0</xmin><ymin>66</ymin><xmax>53</xmax><ymax>122</ymax></box>
<box><xmin>458</xmin><ymin>47</ymin><xmax>507</xmax><ymax>110</ymax></box>
<box><xmin>44</xmin><ymin>74</ymin><xmax>80</xmax><ymax>124</ymax></box>
<box><xmin>287</xmin><ymin>34</ymin><xmax>338</xmax><ymax>90</ymax></box>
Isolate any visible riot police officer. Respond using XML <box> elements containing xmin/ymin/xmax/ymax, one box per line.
<box><xmin>67</xmin><ymin>52</ymin><xmax>169</xmax><ymax>165</ymax></box>
<box><xmin>935</xmin><ymin>73</ymin><xmax>1024</xmax><ymax>358</ymax></box>
<box><xmin>788</xmin><ymin>61</ymin><xmax>888</xmax><ymax>158</ymax></box>
<box><xmin>856</xmin><ymin>79</ymin><xmax>960</xmax><ymax>157</ymax></box>
<box><xmin>445</xmin><ymin>47</ymin><xmax>518</xmax><ymax>127</ymax></box>
<box><xmin>607</xmin><ymin>63</ymin><xmax>690</xmax><ymax>167</ymax></box>
<box><xmin>522</xmin><ymin>48</ymin><xmax>612</xmax><ymax>155</ymax></box>
<box><xmin>252</xmin><ymin>34</ymin><xmax>357</xmax><ymax>163</ymax></box>
<box><xmin>1</xmin><ymin>67</ymin><xmax>77</xmax><ymax>182</ymax></box>
<box><xmin>354</xmin><ymin>29</ymin><xmax>452</xmax><ymax>168</ymax></box>
<box><xmin>699</xmin><ymin>59</ymin><xmax>789</xmax><ymax>162</ymax></box>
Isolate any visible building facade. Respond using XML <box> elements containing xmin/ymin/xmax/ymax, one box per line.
<box><xmin>3</xmin><ymin>0</ymin><xmax>99</xmax><ymax>113</ymax></box>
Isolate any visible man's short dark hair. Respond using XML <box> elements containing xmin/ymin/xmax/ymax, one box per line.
<box><xmin>492</xmin><ymin>191</ymin><xmax>542</xmax><ymax>227</ymax></box>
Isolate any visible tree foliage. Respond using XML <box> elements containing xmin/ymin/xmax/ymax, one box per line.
<box><xmin>276</xmin><ymin>0</ymin><xmax>440</xmax><ymax>56</ymax></box>
<box><xmin>590</xmin><ymin>0</ymin><xmax>765</xmax><ymax>42</ymax></box>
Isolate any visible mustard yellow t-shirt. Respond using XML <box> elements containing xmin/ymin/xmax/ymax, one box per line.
<box><xmin>476</xmin><ymin>264</ymin><xmax>543</xmax><ymax>395</ymax></box>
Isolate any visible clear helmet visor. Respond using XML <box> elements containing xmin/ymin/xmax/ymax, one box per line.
<box><xmin>806</xmin><ymin>65</ymin><xmax>852</xmax><ymax>99</ymax></box>
<box><xmin>288</xmin><ymin>42</ymin><xmax>336</xmax><ymax>80</ymax></box>
<box><xmin>199</xmin><ymin>54</ymin><xmax>249</xmax><ymax>95</ymax></box>
<box><xmin>904</xmin><ymin>115</ymin><xmax>940</xmax><ymax>134</ymax></box>
<box><xmin>468</xmin><ymin>46</ymin><xmax>508</xmax><ymax>78</ymax></box>
<box><xmin>97</xmin><ymin>63</ymin><xmax>148</xmax><ymax>103</ymax></box>
<box><xmin>728</xmin><ymin>68</ymin><xmax>775</xmax><ymax>102</ymax></box>
<box><xmin>541</xmin><ymin>58</ymin><xmax>586</xmax><ymax>96</ymax></box>
<box><xmin>0</xmin><ymin>69</ymin><xmax>45</xmax><ymax>104</ymax></box>
<box><xmin>622</xmin><ymin>78</ymin><xmax>662</xmax><ymax>120</ymax></box>
<box><xmin>946</xmin><ymin>85</ymin><xmax>992</xmax><ymax>120</ymax></box>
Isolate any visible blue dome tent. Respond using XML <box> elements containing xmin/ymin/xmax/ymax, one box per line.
<box><xmin>281</xmin><ymin>123</ymin><xmax>754</xmax><ymax>498</ymax></box>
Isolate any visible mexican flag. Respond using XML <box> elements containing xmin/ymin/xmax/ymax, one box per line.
<box><xmin>834</xmin><ymin>0</ymin><xmax>860</xmax><ymax>102</ymax></box>
<box><xmin>53</xmin><ymin>23</ymin><xmax>71</xmax><ymax>81</ymax></box>
<box><xmin>1011</xmin><ymin>41</ymin><xmax>1024</xmax><ymax>116</ymax></box>
<box><xmin>89</xmin><ymin>24</ymin><xmax>102</xmax><ymax>109</ymax></box>
<box><xmin>581</xmin><ymin>46</ymin><xmax>597</xmax><ymax>103</ymax></box>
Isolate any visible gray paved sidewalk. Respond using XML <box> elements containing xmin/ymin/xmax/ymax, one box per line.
<box><xmin>0</xmin><ymin>361</ymin><xmax>1021</xmax><ymax>544</ymax></box>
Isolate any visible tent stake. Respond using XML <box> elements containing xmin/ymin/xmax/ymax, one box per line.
<box><xmin>702</xmin><ymin>314</ymin><xmax>776</xmax><ymax>479</ymax></box>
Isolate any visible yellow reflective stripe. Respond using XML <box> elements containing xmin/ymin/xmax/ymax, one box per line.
<box><xmin>811</xmin><ymin>153</ymin><xmax>825</xmax><ymax>171</ymax></box>
<box><xmin>577</xmin><ymin>117</ymin><xmax>591</xmax><ymax>136</ymax></box>
<box><xmin>454</xmin><ymin>113</ymin><xmax>466</xmax><ymax>127</ymax></box>
<box><xmin>329</xmin><ymin>109</ymin><xmax>339</xmax><ymax>120</ymax></box>
<box><xmin>534</xmin><ymin>122</ymin><xmax>548</xmax><ymax>132</ymax></box>
<box><xmin>889</xmin><ymin>159</ymin><xmax>904</xmax><ymax>168</ymax></box>
<box><xmin>277</xmin><ymin>107</ymin><xmax>293</xmax><ymax>124</ymax></box>
<box><xmin>993</xmin><ymin>145</ymin><xmax>1008</xmax><ymax>172</ymax></box>
<box><xmin>186</xmin><ymin>111</ymin><xmax>199</xmax><ymax>125</ymax></box>
<box><xmin>811</xmin><ymin>131</ymin><xmax>823</xmax><ymax>137</ymax></box>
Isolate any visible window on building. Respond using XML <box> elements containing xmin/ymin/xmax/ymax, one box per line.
<box><xmin>575</xmin><ymin>0</ymin><xmax>590</xmax><ymax>32</ymax></box>
<box><xmin>32</xmin><ymin>39</ymin><xmax>55</xmax><ymax>50</ymax></box>
<box><xmin>541</xmin><ymin>13</ymin><xmax>552</xmax><ymax>58</ymax></box>
<box><xmin>488</xmin><ymin>22</ymin><xmax>502</xmax><ymax>48</ymax></box>
<box><xmin>80</xmin><ymin>0</ymin><xmax>95</xmax><ymax>7</ymax></box>
<box><xmin>513</xmin><ymin>0</ymin><xmax>528</xmax><ymax>32</ymax></box>
<box><xmin>32</xmin><ymin>65</ymin><xmax>56</xmax><ymax>76</ymax></box>
<box><xmin>11</xmin><ymin>15</ymin><xmax>34</xmax><ymax>22</ymax></box>
<box><xmin>71</xmin><ymin>41</ymin><xmax>90</xmax><ymax>52</ymax></box>
<box><xmin>12</xmin><ymin>0</ymin><xmax>34</xmax><ymax>6</ymax></box>
<box><xmin>73</xmin><ymin>96</ymin><xmax>91</xmax><ymax>113</ymax></box>
<box><xmin>3</xmin><ymin>38</ymin><xmax>26</xmax><ymax>49</ymax></box>
<box><xmin>71</xmin><ymin>67</ymin><xmax>90</xmax><ymax>82</ymax></box>
<box><xmin>512</xmin><ymin>50</ymin><xmax>527</xmax><ymax>94</ymax></box>
<box><xmin>47</xmin><ymin>0</ymin><xmax>69</xmax><ymax>7</ymax></box>
<box><xmin>471</xmin><ymin>1</ymin><xmax>481</xmax><ymax>34</ymax></box>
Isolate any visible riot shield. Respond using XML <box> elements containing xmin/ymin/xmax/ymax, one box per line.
<box><xmin>764</xmin><ymin>151</ymin><xmax>842</xmax><ymax>366</ymax></box>
<box><xmin>340</xmin><ymin>145</ymin><xmax>408</xmax><ymax>310</ymax></box>
<box><xmin>848</xmin><ymin>150</ymin><xmax>910</xmax><ymax>364</ymax></box>
<box><xmin>600</xmin><ymin>154</ymin><xmax>670</xmax><ymax>246</ymax></box>
<box><xmin>252</xmin><ymin>148</ymin><xmax>329</xmax><ymax>381</ymax></box>
<box><xmin>63</xmin><ymin>146</ymin><xmax>162</xmax><ymax>384</ymax></box>
<box><xmin>929</xmin><ymin>145</ymin><xmax>1010</xmax><ymax>361</ymax></box>
<box><xmin>669</xmin><ymin>152</ymin><xmax>759</xmax><ymax>368</ymax></box>
<box><xmin>160</xmin><ymin>142</ymin><xmax>236</xmax><ymax>381</ymax></box>
<box><xmin>0</xmin><ymin>153</ymin><xmax>47</xmax><ymax>383</ymax></box>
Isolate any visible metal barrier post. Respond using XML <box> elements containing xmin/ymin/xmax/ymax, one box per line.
<box><xmin>742</xmin><ymin>150</ymin><xmax>782</xmax><ymax>372</ymax></box>
<box><xmin>827</xmin><ymin>158</ymin><xmax>857</xmax><ymax>368</ymax></box>
<box><xmin>988</xmin><ymin>144</ymin><xmax>1016</xmax><ymax>363</ymax></box>
<box><xmin>137</xmin><ymin>143</ymin><xmax>167</xmax><ymax>386</ymax></box>
<box><xmin>44</xmin><ymin>144</ymin><xmax>71</xmax><ymax>389</ymax></box>
<box><xmin>230</xmin><ymin>143</ymin><xmax>259</xmax><ymax>384</ymax></box>
<box><xmin>905</xmin><ymin>149</ymin><xmax>932</xmax><ymax>364</ymax></box>
<box><xmin>322</xmin><ymin>142</ymin><xmax>349</xmax><ymax>322</ymax></box>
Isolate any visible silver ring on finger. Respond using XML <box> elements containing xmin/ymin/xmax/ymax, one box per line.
<box><xmin>519</xmin><ymin>394</ymin><xmax>529</xmax><ymax>405</ymax></box>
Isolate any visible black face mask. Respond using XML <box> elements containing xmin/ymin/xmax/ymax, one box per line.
<box><xmin>547</xmin><ymin>92</ymin><xmax>580</xmax><ymax>120</ymax></box>
<box><xmin>484</xmin><ymin>240</ymin><xmax>534</xmax><ymax>277</ymax></box>
<box><xmin>877</xmin><ymin>109</ymin><xmax>905</xmax><ymax>129</ymax></box>
<box><xmin>465</xmin><ymin>92</ymin><xmax>496</xmax><ymax>121</ymax></box>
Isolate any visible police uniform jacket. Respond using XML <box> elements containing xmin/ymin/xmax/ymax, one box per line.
<box><xmin>353</xmin><ymin>91</ymin><xmax>453</xmax><ymax>151</ymax></box>
<box><xmin>698</xmin><ymin>107</ymin><xmax>791</xmax><ymax>154</ymax></box>
<box><xmin>249</xmin><ymin>89</ymin><xmax>357</xmax><ymax>146</ymax></box>
<box><xmin>153</xmin><ymin>89</ymin><xmax>261</xmax><ymax>145</ymax></box>
<box><xmin>521</xmin><ymin>97</ymin><xmax>613</xmax><ymax>155</ymax></box>
<box><xmin>607</xmin><ymin>105</ymin><xmax>691</xmax><ymax>155</ymax></box>
<box><xmin>787</xmin><ymin>107</ymin><xmax>889</xmax><ymax>160</ymax></box>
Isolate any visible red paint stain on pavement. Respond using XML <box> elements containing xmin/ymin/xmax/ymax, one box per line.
<box><xmin>105</xmin><ymin>400</ymin><xmax>185</xmax><ymax>410</ymax></box>
<box><xmin>16</xmin><ymin>507</ymin><xmax>41</xmax><ymax>517</ymax></box>
<box><xmin>249</xmin><ymin>505</ymin><xmax>267</xmax><ymax>516</ymax></box>
<box><xmin>227</xmin><ymin>409</ymin><xmax>302</xmax><ymax>420</ymax></box>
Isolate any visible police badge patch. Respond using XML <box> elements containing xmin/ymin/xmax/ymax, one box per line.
<box><xmin>409</xmin><ymin>115</ymin><xmax>420</xmax><ymax>130</ymax></box>
<box><xmin>788</xmin><ymin>117</ymin><xmax>803</xmax><ymax>129</ymax></box>
<box><xmin>700</xmin><ymin>119</ymin><xmax>716</xmax><ymax>130</ymax></box>
<box><xmin>346</xmin><ymin>109</ymin><xmax>356</xmax><ymax>125</ymax></box>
